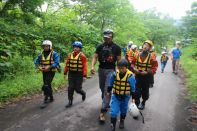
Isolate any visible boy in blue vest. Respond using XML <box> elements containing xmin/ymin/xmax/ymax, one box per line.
<box><xmin>64</xmin><ymin>41</ymin><xmax>87</xmax><ymax>108</ymax></box>
<box><xmin>107</xmin><ymin>59</ymin><xmax>136</xmax><ymax>131</ymax></box>
<box><xmin>35</xmin><ymin>40</ymin><xmax>60</xmax><ymax>109</ymax></box>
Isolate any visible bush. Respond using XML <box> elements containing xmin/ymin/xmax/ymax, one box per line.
<box><xmin>181</xmin><ymin>44</ymin><xmax>197</xmax><ymax>101</ymax></box>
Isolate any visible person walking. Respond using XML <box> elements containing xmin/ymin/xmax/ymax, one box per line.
<box><xmin>128</xmin><ymin>44</ymin><xmax>139</xmax><ymax>65</ymax></box>
<box><xmin>91</xmin><ymin>29</ymin><xmax>121</xmax><ymax>123</ymax></box>
<box><xmin>107</xmin><ymin>59</ymin><xmax>136</xmax><ymax>131</ymax></box>
<box><xmin>131</xmin><ymin>40</ymin><xmax>158</xmax><ymax>110</ymax></box>
<box><xmin>64</xmin><ymin>41</ymin><xmax>87</xmax><ymax>108</ymax></box>
<box><xmin>171</xmin><ymin>41</ymin><xmax>182</xmax><ymax>74</ymax></box>
<box><xmin>160</xmin><ymin>51</ymin><xmax>169</xmax><ymax>73</ymax></box>
<box><xmin>149</xmin><ymin>46</ymin><xmax>157</xmax><ymax>88</ymax></box>
<box><xmin>35</xmin><ymin>40</ymin><xmax>60</xmax><ymax>109</ymax></box>
<box><xmin>125</xmin><ymin>41</ymin><xmax>133</xmax><ymax>60</ymax></box>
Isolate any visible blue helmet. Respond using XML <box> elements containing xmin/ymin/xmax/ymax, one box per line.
<box><xmin>72</xmin><ymin>41</ymin><xmax>83</xmax><ymax>48</ymax></box>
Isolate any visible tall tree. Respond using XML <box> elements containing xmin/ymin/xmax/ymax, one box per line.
<box><xmin>182</xmin><ymin>2</ymin><xmax>197</xmax><ymax>38</ymax></box>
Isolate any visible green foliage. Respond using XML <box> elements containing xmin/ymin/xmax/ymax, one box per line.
<box><xmin>182</xmin><ymin>2</ymin><xmax>197</xmax><ymax>38</ymax></box>
<box><xmin>0</xmin><ymin>0</ymin><xmax>45</xmax><ymax>19</ymax></box>
<box><xmin>181</xmin><ymin>43</ymin><xmax>197</xmax><ymax>101</ymax></box>
<box><xmin>0</xmin><ymin>18</ymin><xmax>42</xmax><ymax>80</ymax></box>
<box><xmin>180</xmin><ymin>1</ymin><xmax>197</xmax><ymax>62</ymax></box>
<box><xmin>142</xmin><ymin>9</ymin><xmax>177</xmax><ymax>50</ymax></box>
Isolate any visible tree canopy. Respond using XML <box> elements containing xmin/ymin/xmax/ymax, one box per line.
<box><xmin>0</xmin><ymin>0</ymin><xmax>193</xmax><ymax>80</ymax></box>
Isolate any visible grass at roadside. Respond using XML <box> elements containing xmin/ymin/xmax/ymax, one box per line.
<box><xmin>181</xmin><ymin>45</ymin><xmax>197</xmax><ymax>101</ymax></box>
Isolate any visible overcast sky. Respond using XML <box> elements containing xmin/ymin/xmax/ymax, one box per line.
<box><xmin>130</xmin><ymin>0</ymin><xmax>196</xmax><ymax>19</ymax></box>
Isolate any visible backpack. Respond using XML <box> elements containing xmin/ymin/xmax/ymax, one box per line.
<box><xmin>99</xmin><ymin>45</ymin><xmax>114</xmax><ymax>63</ymax></box>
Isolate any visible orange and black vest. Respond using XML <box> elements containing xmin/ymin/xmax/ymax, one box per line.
<box><xmin>41</xmin><ymin>51</ymin><xmax>57</xmax><ymax>72</ymax></box>
<box><xmin>112</xmin><ymin>69</ymin><xmax>133</xmax><ymax>95</ymax></box>
<box><xmin>126</xmin><ymin>47</ymin><xmax>130</xmax><ymax>56</ymax></box>
<box><xmin>135</xmin><ymin>53</ymin><xmax>152</xmax><ymax>71</ymax></box>
<box><xmin>129</xmin><ymin>50</ymin><xmax>139</xmax><ymax>62</ymax></box>
<box><xmin>68</xmin><ymin>52</ymin><xmax>83</xmax><ymax>72</ymax></box>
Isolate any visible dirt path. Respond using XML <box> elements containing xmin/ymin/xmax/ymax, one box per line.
<box><xmin>0</xmin><ymin>59</ymin><xmax>196</xmax><ymax>131</ymax></box>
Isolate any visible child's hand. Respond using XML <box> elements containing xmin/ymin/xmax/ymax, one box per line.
<box><xmin>106</xmin><ymin>92</ymin><xmax>111</xmax><ymax>96</ymax></box>
<box><xmin>147</xmin><ymin>69</ymin><xmax>152</xmax><ymax>74</ymax></box>
<box><xmin>38</xmin><ymin>66</ymin><xmax>44</xmax><ymax>71</ymax></box>
<box><xmin>91</xmin><ymin>67</ymin><xmax>96</xmax><ymax>74</ymax></box>
<box><xmin>140</xmin><ymin>71</ymin><xmax>148</xmax><ymax>75</ymax></box>
<box><xmin>43</xmin><ymin>66</ymin><xmax>50</xmax><ymax>72</ymax></box>
<box><xmin>133</xmin><ymin>68</ymin><xmax>140</xmax><ymax>74</ymax></box>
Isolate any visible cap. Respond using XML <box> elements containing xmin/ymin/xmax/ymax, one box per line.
<box><xmin>103</xmin><ymin>33</ymin><xmax>113</xmax><ymax>38</ymax></box>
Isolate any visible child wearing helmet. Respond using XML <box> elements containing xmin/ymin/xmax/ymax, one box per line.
<box><xmin>127</xmin><ymin>44</ymin><xmax>139</xmax><ymax>65</ymax></box>
<box><xmin>107</xmin><ymin>59</ymin><xmax>136</xmax><ymax>131</ymax></box>
<box><xmin>64</xmin><ymin>41</ymin><xmax>87</xmax><ymax>108</ymax></box>
<box><xmin>124</xmin><ymin>41</ymin><xmax>133</xmax><ymax>59</ymax></box>
<box><xmin>35</xmin><ymin>40</ymin><xmax>60</xmax><ymax>109</ymax></box>
<box><xmin>160</xmin><ymin>51</ymin><xmax>169</xmax><ymax>73</ymax></box>
<box><xmin>131</xmin><ymin>40</ymin><xmax>158</xmax><ymax>110</ymax></box>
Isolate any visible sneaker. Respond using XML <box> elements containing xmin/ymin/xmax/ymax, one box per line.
<box><xmin>40</xmin><ymin>101</ymin><xmax>48</xmax><ymax>109</ymax></box>
<box><xmin>110</xmin><ymin>123</ymin><xmax>115</xmax><ymax>131</ymax></box>
<box><xmin>49</xmin><ymin>98</ymin><xmax>54</xmax><ymax>102</ymax></box>
<box><xmin>49</xmin><ymin>96</ymin><xmax>54</xmax><ymax>102</ymax></box>
<box><xmin>44</xmin><ymin>96</ymin><xmax>48</xmax><ymax>102</ymax></box>
<box><xmin>65</xmin><ymin>100</ymin><xmax>72</xmax><ymax>108</ymax></box>
<box><xmin>82</xmin><ymin>92</ymin><xmax>86</xmax><ymax>101</ymax></box>
<box><xmin>138</xmin><ymin>103</ymin><xmax>145</xmax><ymax>110</ymax></box>
<box><xmin>99</xmin><ymin>113</ymin><xmax>106</xmax><ymax>123</ymax></box>
<box><xmin>65</xmin><ymin>103</ymin><xmax>72</xmax><ymax>108</ymax></box>
<box><xmin>119</xmin><ymin>119</ymin><xmax>124</xmax><ymax>129</ymax></box>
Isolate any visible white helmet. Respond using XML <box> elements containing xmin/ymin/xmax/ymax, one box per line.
<box><xmin>128</xmin><ymin>41</ymin><xmax>133</xmax><ymax>45</ymax></box>
<box><xmin>176</xmin><ymin>41</ymin><xmax>181</xmax><ymax>44</ymax></box>
<box><xmin>129</xmin><ymin>102</ymin><xmax>140</xmax><ymax>117</ymax></box>
<box><xmin>162</xmin><ymin>51</ymin><xmax>167</xmax><ymax>54</ymax></box>
<box><xmin>131</xmin><ymin>45</ymin><xmax>137</xmax><ymax>49</ymax></box>
<box><xmin>42</xmin><ymin>40</ymin><xmax>52</xmax><ymax>49</ymax></box>
<box><xmin>151</xmin><ymin>46</ymin><xmax>155</xmax><ymax>51</ymax></box>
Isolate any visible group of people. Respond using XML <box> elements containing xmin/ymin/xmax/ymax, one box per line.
<box><xmin>34</xmin><ymin>29</ymin><xmax>181</xmax><ymax>131</ymax></box>
<box><xmin>160</xmin><ymin>41</ymin><xmax>182</xmax><ymax>74</ymax></box>
<box><xmin>35</xmin><ymin>40</ymin><xmax>87</xmax><ymax>109</ymax></box>
<box><xmin>91</xmin><ymin>29</ymin><xmax>159</xmax><ymax>131</ymax></box>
